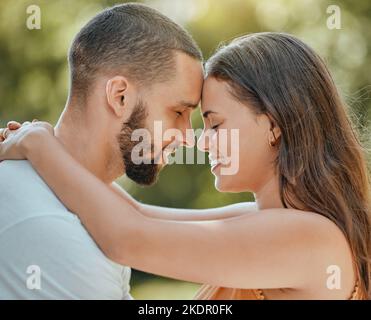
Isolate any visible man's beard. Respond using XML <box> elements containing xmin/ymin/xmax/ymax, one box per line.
<box><xmin>117</xmin><ymin>100</ymin><xmax>161</xmax><ymax>186</ymax></box>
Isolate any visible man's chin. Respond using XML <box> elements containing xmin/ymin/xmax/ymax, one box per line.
<box><xmin>125</xmin><ymin>163</ymin><xmax>161</xmax><ymax>186</ymax></box>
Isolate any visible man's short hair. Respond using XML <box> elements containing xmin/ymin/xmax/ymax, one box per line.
<box><xmin>68</xmin><ymin>3</ymin><xmax>203</xmax><ymax>100</ymax></box>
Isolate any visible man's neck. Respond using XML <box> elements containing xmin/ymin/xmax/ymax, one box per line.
<box><xmin>54</xmin><ymin>105</ymin><xmax>118</xmax><ymax>184</ymax></box>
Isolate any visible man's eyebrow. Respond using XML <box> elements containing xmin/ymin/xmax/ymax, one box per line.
<box><xmin>177</xmin><ymin>100</ymin><xmax>199</xmax><ymax>110</ymax></box>
<box><xmin>202</xmin><ymin>110</ymin><xmax>217</xmax><ymax>118</ymax></box>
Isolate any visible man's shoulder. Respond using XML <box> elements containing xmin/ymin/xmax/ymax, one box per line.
<box><xmin>0</xmin><ymin>160</ymin><xmax>49</xmax><ymax>192</ymax></box>
<box><xmin>0</xmin><ymin>162</ymin><xmax>131</xmax><ymax>299</ymax></box>
<box><xmin>0</xmin><ymin>212</ymin><xmax>131</xmax><ymax>299</ymax></box>
<box><xmin>0</xmin><ymin>210</ymin><xmax>130</xmax><ymax>281</ymax></box>
<box><xmin>0</xmin><ymin>160</ymin><xmax>68</xmax><ymax>216</ymax></box>
<box><xmin>0</xmin><ymin>159</ymin><xmax>36</xmax><ymax>175</ymax></box>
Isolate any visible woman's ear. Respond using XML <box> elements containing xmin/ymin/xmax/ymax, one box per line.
<box><xmin>105</xmin><ymin>76</ymin><xmax>129</xmax><ymax>118</ymax></box>
<box><xmin>264</xmin><ymin>114</ymin><xmax>281</xmax><ymax>147</ymax></box>
<box><xmin>270</xmin><ymin>119</ymin><xmax>281</xmax><ymax>140</ymax></box>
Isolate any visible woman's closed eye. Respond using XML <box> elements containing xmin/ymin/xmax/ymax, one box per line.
<box><xmin>211</xmin><ymin>123</ymin><xmax>221</xmax><ymax>131</ymax></box>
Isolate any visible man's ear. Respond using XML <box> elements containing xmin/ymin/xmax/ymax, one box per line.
<box><xmin>105</xmin><ymin>76</ymin><xmax>129</xmax><ymax>118</ymax></box>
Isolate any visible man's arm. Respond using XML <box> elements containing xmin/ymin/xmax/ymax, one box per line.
<box><xmin>111</xmin><ymin>182</ymin><xmax>257</xmax><ymax>221</ymax></box>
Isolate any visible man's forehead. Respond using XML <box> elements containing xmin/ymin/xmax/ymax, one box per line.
<box><xmin>177</xmin><ymin>99</ymin><xmax>200</xmax><ymax>109</ymax></box>
<box><xmin>174</xmin><ymin>53</ymin><xmax>204</xmax><ymax>84</ymax></box>
<box><xmin>168</xmin><ymin>80</ymin><xmax>202</xmax><ymax>109</ymax></box>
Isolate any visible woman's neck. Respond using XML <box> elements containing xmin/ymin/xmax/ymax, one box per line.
<box><xmin>254</xmin><ymin>175</ymin><xmax>285</xmax><ymax>210</ymax></box>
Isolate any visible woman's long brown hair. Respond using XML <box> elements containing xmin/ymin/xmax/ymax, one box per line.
<box><xmin>206</xmin><ymin>32</ymin><xmax>371</xmax><ymax>299</ymax></box>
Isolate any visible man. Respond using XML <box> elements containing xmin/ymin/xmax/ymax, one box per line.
<box><xmin>0</xmin><ymin>3</ymin><xmax>203</xmax><ymax>299</ymax></box>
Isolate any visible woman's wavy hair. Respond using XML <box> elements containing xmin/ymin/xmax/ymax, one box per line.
<box><xmin>206</xmin><ymin>32</ymin><xmax>371</xmax><ymax>299</ymax></box>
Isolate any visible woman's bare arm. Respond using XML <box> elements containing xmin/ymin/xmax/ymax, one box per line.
<box><xmin>110</xmin><ymin>182</ymin><xmax>257</xmax><ymax>221</ymax></box>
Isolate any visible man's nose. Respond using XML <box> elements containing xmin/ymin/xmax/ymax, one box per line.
<box><xmin>179</xmin><ymin>117</ymin><xmax>195</xmax><ymax>148</ymax></box>
<box><xmin>180</xmin><ymin>127</ymin><xmax>195</xmax><ymax>148</ymax></box>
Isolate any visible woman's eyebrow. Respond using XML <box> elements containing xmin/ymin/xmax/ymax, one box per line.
<box><xmin>202</xmin><ymin>110</ymin><xmax>217</xmax><ymax>118</ymax></box>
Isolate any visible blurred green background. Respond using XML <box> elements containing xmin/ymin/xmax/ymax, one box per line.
<box><xmin>1</xmin><ymin>0</ymin><xmax>370</xmax><ymax>299</ymax></box>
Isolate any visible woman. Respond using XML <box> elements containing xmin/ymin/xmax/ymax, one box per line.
<box><xmin>1</xmin><ymin>32</ymin><xmax>370</xmax><ymax>299</ymax></box>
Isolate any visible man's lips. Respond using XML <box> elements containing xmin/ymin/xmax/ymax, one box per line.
<box><xmin>162</xmin><ymin>149</ymin><xmax>176</xmax><ymax>163</ymax></box>
<box><xmin>161</xmin><ymin>144</ymin><xmax>179</xmax><ymax>164</ymax></box>
<box><xmin>146</xmin><ymin>142</ymin><xmax>179</xmax><ymax>164</ymax></box>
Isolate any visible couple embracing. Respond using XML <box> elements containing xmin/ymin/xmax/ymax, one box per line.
<box><xmin>0</xmin><ymin>3</ymin><xmax>369</xmax><ymax>300</ymax></box>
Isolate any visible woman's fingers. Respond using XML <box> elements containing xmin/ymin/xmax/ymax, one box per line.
<box><xmin>6</xmin><ymin>120</ymin><xmax>37</xmax><ymax>130</ymax></box>
<box><xmin>1</xmin><ymin>120</ymin><xmax>53</xmax><ymax>144</ymax></box>
<box><xmin>1</xmin><ymin>120</ymin><xmax>33</xmax><ymax>142</ymax></box>
<box><xmin>7</xmin><ymin>121</ymin><xmax>21</xmax><ymax>130</ymax></box>
<box><xmin>1</xmin><ymin>128</ymin><xmax>10</xmax><ymax>140</ymax></box>
<box><xmin>0</xmin><ymin>128</ymin><xmax>4</xmax><ymax>142</ymax></box>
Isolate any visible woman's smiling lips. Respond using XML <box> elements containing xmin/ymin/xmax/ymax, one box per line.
<box><xmin>209</xmin><ymin>158</ymin><xmax>223</xmax><ymax>172</ymax></box>
<box><xmin>211</xmin><ymin>163</ymin><xmax>221</xmax><ymax>173</ymax></box>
